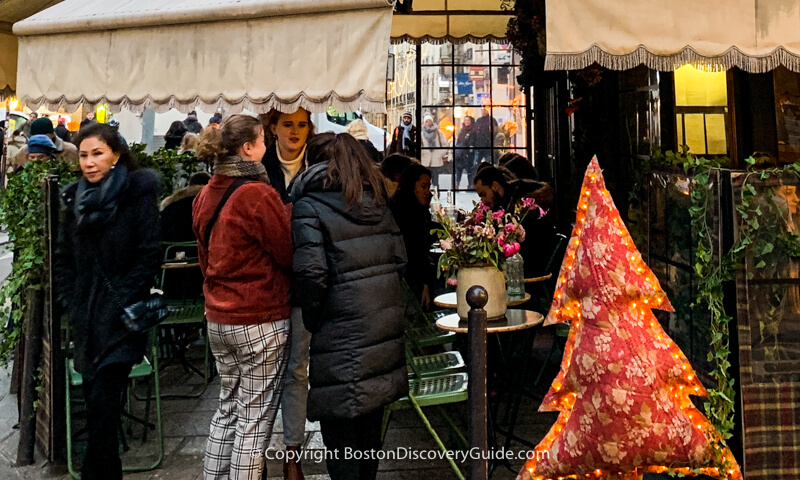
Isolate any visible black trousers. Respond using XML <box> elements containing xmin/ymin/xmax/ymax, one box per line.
<box><xmin>320</xmin><ymin>409</ymin><xmax>384</xmax><ymax>480</ymax></box>
<box><xmin>81</xmin><ymin>362</ymin><xmax>133</xmax><ymax>480</ymax></box>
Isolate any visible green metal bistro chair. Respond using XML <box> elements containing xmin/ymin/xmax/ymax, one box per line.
<box><xmin>156</xmin><ymin>242</ymin><xmax>213</xmax><ymax>398</ymax></box>
<box><xmin>65</xmin><ymin>334</ymin><xmax>164</xmax><ymax>479</ymax></box>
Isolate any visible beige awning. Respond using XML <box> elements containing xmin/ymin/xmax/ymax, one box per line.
<box><xmin>0</xmin><ymin>33</ymin><xmax>17</xmax><ymax>98</ymax></box>
<box><xmin>0</xmin><ymin>0</ymin><xmax>62</xmax><ymax>98</ymax></box>
<box><xmin>391</xmin><ymin>0</ymin><xmax>511</xmax><ymax>44</ymax></box>
<box><xmin>13</xmin><ymin>0</ymin><xmax>394</xmax><ymax>113</ymax></box>
<box><xmin>545</xmin><ymin>0</ymin><xmax>800</xmax><ymax>73</ymax></box>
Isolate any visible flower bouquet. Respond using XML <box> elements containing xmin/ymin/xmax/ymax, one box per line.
<box><xmin>433</xmin><ymin>197</ymin><xmax>544</xmax><ymax>318</ymax></box>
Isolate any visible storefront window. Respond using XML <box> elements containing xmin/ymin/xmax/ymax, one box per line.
<box><xmin>674</xmin><ymin>65</ymin><xmax>729</xmax><ymax>156</ymax></box>
<box><xmin>388</xmin><ymin>40</ymin><xmax>529</xmax><ymax>210</ymax></box>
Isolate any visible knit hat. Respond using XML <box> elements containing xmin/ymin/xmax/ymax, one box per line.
<box><xmin>402</xmin><ymin>110</ymin><xmax>412</xmax><ymax>119</ymax></box>
<box><xmin>345</xmin><ymin>119</ymin><xmax>370</xmax><ymax>141</ymax></box>
<box><xmin>29</xmin><ymin>117</ymin><xmax>55</xmax><ymax>136</ymax></box>
<box><xmin>27</xmin><ymin>134</ymin><xmax>57</xmax><ymax>156</ymax></box>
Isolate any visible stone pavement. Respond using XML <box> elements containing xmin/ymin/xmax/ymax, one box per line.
<box><xmin>0</xmin><ymin>329</ymin><xmax>569</xmax><ymax>480</ymax></box>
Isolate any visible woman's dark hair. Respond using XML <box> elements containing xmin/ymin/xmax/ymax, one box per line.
<box><xmin>306</xmin><ymin>132</ymin><xmax>387</xmax><ymax>207</ymax></box>
<box><xmin>73</xmin><ymin>123</ymin><xmax>138</xmax><ymax>171</ymax></box>
<box><xmin>499</xmin><ymin>153</ymin><xmax>538</xmax><ymax>181</ymax></box>
<box><xmin>381</xmin><ymin>153</ymin><xmax>415</xmax><ymax>180</ymax></box>
<box><xmin>166</xmin><ymin>120</ymin><xmax>188</xmax><ymax>137</ymax></box>
<box><xmin>396</xmin><ymin>163</ymin><xmax>432</xmax><ymax>201</ymax></box>
<box><xmin>259</xmin><ymin>108</ymin><xmax>316</xmax><ymax>149</ymax></box>
<box><xmin>196</xmin><ymin>114</ymin><xmax>263</xmax><ymax>163</ymax></box>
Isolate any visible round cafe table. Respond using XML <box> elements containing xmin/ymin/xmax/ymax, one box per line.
<box><xmin>433</xmin><ymin>291</ymin><xmax>531</xmax><ymax>309</ymax></box>
<box><xmin>434</xmin><ymin>309</ymin><xmax>543</xmax><ymax>334</ymax></box>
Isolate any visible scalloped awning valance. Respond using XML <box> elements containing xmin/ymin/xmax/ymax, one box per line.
<box><xmin>390</xmin><ymin>0</ymin><xmax>511</xmax><ymax>44</ymax></box>
<box><xmin>545</xmin><ymin>0</ymin><xmax>800</xmax><ymax>73</ymax></box>
<box><xmin>12</xmin><ymin>0</ymin><xmax>394</xmax><ymax>113</ymax></box>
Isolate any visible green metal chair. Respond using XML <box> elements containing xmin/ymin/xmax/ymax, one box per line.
<box><xmin>156</xmin><ymin>241</ymin><xmax>213</xmax><ymax>398</ymax></box>
<box><xmin>65</xmin><ymin>335</ymin><xmax>164</xmax><ymax>479</ymax></box>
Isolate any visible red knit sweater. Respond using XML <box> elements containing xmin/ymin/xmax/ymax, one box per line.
<box><xmin>192</xmin><ymin>175</ymin><xmax>293</xmax><ymax>325</ymax></box>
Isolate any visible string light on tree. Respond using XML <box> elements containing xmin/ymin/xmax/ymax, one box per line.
<box><xmin>517</xmin><ymin>157</ymin><xmax>742</xmax><ymax>480</ymax></box>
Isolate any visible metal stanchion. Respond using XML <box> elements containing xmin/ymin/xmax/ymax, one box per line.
<box><xmin>467</xmin><ymin>285</ymin><xmax>488</xmax><ymax>480</ymax></box>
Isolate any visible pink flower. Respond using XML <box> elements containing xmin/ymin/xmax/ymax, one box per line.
<box><xmin>482</xmin><ymin>225</ymin><xmax>495</xmax><ymax>237</ymax></box>
<box><xmin>504</xmin><ymin>223</ymin><xmax>516</xmax><ymax>234</ymax></box>
<box><xmin>447</xmin><ymin>277</ymin><xmax>458</xmax><ymax>286</ymax></box>
<box><xmin>522</xmin><ymin>197</ymin><xmax>535</xmax><ymax>210</ymax></box>
<box><xmin>477</xmin><ymin>202</ymin><xmax>489</xmax><ymax>212</ymax></box>
<box><xmin>503</xmin><ymin>244</ymin><xmax>516</xmax><ymax>257</ymax></box>
<box><xmin>497</xmin><ymin>233</ymin><xmax>506</xmax><ymax>246</ymax></box>
<box><xmin>474</xmin><ymin>211</ymin><xmax>485</xmax><ymax>222</ymax></box>
<box><xmin>512</xmin><ymin>242</ymin><xmax>521</xmax><ymax>254</ymax></box>
<box><xmin>440</xmin><ymin>239</ymin><xmax>452</xmax><ymax>251</ymax></box>
<box><xmin>492</xmin><ymin>209</ymin><xmax>505</xmax><ymax>221</ymax></box>
<box><xmin>518</xmin><ymin>225</ymin><xmax>526</xmax><ymax>242</ymax></box>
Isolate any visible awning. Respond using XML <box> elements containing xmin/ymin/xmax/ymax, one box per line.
<box><xmin>0</xmin><ymin>0</ymin><xmax>62</xmax><ymax>99</ymax></box>
<box><xmin>0</xmin><ymin>33</ymin><xmax>17</xmax><ymax>99</ymax></box>
<box><xmin>13</xmin><ymin>0</ymin><xmax>394</xmax><ymax>114</ymax></box>
<box><xmin>391</xmin><ymin>0</ymin><xmax>511</xmax><ymax>44</ymax></box>
<box><xmin>545</xmin><ymin>0</ymin><xmax>800</xmax><ymax>73</ymax></box>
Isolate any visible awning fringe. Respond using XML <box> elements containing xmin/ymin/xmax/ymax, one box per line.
<box><xmin>545</xmin><ymin>45</ymin><xmax>800</xmax><ymax>73</ymax></box>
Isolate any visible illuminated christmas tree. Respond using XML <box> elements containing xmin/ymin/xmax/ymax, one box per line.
<box><xmin>518</xmin><ymin>157</ymin><xmax>741</xmax><ymax>480</ymax></box>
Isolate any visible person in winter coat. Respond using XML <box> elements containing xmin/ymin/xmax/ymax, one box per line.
<box><xmin>387</xmin><ymin>111</ymin><xmax>418</xmax><ymax>159</ymax></box>
<box><xmin>455</xmin><ymin>115</ymin><xmax>477</xmax><ymax>189</ymax></box>
<box><xmin>292</xmin><ymin>132</ymin><xmax>408</xmax><ymax>480</ymax></box>
<box><xmin>164</xmin><ymin>121</ymin><xmax>188</xmax><ymax>151</ymax></box>
<box><xmin>192</xmin><ymin>115</ymin><xmax>293</xmax><ymax>480</ymax></box>
<box><xmin>390</xmin><ymin>163</ymin><xmax>438</xmax><ymax>310</ymax></box>
<box><xmin>13</xmin><ymin>117</ymin><xmax>78</xmax><ymax>169</ymax></box>
<box><xmin>55</xmin><ymin>118</ymin><xmax>72</xmax><ymax>143</ymax></box>
<box><xmin>183</xmin><ymin>110</ymin><xmax>203</xmax><ymax>134</ymax></box>
<box><xmin>260</xmin><ymin>108</ymin><xmax>314</xmax><ymax>203</ymax></box>
<box><xmin>419</xmin><ymin>114</ymin><xmax>448</xmax><ymax>188</ymax></box>
<box><xmin>260</xmin><ymin>107</ymin><xmax>314</xmax><ymax>480</ymax></box>
<box><xmin>345</xmin><ymin>119</ymin><xmax>382</xmax><ymax>163</ymax></box>
<box><xmin>54</xmin><ymin>123</ymin><xmax>162</xmax><ymax>480</ymax></box>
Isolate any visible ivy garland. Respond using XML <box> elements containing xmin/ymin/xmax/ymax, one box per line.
<box><xmin>633</xmin><ymin>151</ymin><xmax>800</xmax><ymax>460</ymax></box>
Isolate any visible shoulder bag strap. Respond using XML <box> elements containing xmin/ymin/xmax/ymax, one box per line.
<box><xmin>202</xmin><ymin>178</ymin><xmax>250</xmax><ymax>249</ymax></box>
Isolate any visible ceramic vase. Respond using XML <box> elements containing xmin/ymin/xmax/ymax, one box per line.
<box><xmin>456</xmin><ymin>265</ymin><xmax>507</xmax><ymax>320</ymax></box>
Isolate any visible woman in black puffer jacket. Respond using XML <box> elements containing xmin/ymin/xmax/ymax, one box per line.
<box><xmin>291</xmin><ymin>132</ymin><xmax>408</xmax><ymax>480</ymax></box>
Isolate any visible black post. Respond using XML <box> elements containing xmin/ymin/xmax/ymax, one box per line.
<box><xmin>16</xmin><ymin>287</ymin><xmax>44</xmax><ymax>466</ymax></box>
<box><xmin>467</xmin><ymin>285</ymin><xmax>488</xmax><ymax>480</ymax></box>
<box><xmin>46</xmin><ymin>173</ymin><xmax>65</xmax><ymax>462</ymax></box>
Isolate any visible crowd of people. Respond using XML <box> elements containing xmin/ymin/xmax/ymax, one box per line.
<box><xmin>34</xmin><ymin>104</ymin><xmax>554</xmax><ymax>480</ymax></box>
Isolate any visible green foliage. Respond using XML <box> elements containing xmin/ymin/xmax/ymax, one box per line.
<box><xmin>129</xmin><ymin>144</ymin><xmax>206</xmax><ymax>198</ymax></box>
<box><xmin>0</xmin><ymin>160</ymin><xmax>78</xmax><ymax>364</ymax></box>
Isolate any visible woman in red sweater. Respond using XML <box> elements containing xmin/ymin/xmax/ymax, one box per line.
<box><xmin>192</xmin><ymin>114</ymin><xmax>293</xmax><ymax>480</ymax></box>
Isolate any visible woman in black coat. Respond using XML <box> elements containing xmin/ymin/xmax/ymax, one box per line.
<box><xmin>455</xmin><ymin>115</ymin><xmax>477</xmax><ymax>188</ymax></box>
<box><xmin>390</xmin><ymin>163</ymin><xmax>439</xmax><ymax>310</ymax></box>
<box><xmin>54</xmin><ymin>123</ymin><xmax>161</xmax><ymax>480</ymax></box>
<box><xmin>164</xmin><ymin>120</ymin><xmax>188</xmax><ymax>150</ymax></box>
<box><xmin>291</xmin><ymin>132</ymin><xmax>408</xmax><ymax>480</ymax></box>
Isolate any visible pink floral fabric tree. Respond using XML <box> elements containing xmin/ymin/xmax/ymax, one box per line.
<box><xmin>518</xmin><ymin>157</ymin><xmax>742</xmax><ymax>480</ymax></box>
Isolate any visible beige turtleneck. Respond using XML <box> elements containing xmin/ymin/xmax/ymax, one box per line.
<box><xmin>277</xmin><ymin>145</ymin><xmax>306</xmax><ymax>186</ymax></box>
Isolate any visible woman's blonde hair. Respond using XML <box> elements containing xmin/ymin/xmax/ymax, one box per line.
<box><xmin>196</xmin><ymin>114</ymin><xmax>262</xmax><ymax>163</ymax></box>
<box><xmin>180</xmin><ymin>133</ymin><xmax>199</xmax><ymax>152</ymax></box>
<box><xmin>345</xmin><ymin>119</ymin><xmax>369</xmax><ymax>141</ymax></box>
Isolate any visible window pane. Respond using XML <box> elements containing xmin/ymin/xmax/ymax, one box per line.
<box><xmin>421</xmin><ymin>42</ymin><xmax>453</xmax><ymax>66</ymax></box>
<box><xmin>493</xmin><ymin>106</ymin><xmax>527</xmax><ymax>154</ymax></box>
<box><xmin>491</xmin><ymin>41</ymin><xmax>515</xmax><ymax>65</ymax></box>
<box><xmin>491</xmin><ymin>66</ymin><xmax>525</xmax><ymax>106</ymax></box>
<box><xmin>706</xmin><ymin>114</ymin><xmax>727</xmax><ymax>155</ymax></box>
<box><xmin>453</xmin><ymin>42</ymin><xmax>490</xmax><ymax>65</ymax></box>
<box><xmin>422</xmin><ymin>66</ymin><xmax>453</xmax><ymax>106</ymax></box>
<box><xmin>454</xmin><ymin>66</ymin><xmax>491</xmax><ymax>106</ymax></box>
<box><xmin>684</xmin><ymin>114</ymin><xmax>706</xmax><ymax>155</ymax></box>
<box><xmin>420</xmin><ymin>108</ymin><xmax>455</xmax><ymax>193</ymax></box>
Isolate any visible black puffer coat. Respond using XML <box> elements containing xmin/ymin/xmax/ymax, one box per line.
<box><xmin>54</xmin><ymin>169</ymin><xmax>162</xmax><ymax>381</ymax></box>
<box><xmin>291</xmin><ymin>163</ymin><xmax>409</xmax><ymax>421</ymax></box>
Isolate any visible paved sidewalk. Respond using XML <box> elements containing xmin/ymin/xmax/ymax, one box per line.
<box><xmin>0</xmin><ymin>331</ymin><xmax>565</xmax><ymax>480</ymax></box>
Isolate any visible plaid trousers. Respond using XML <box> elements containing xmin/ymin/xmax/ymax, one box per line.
<box><xmin>204</xmin><ymin>319</ymin><xmax>290</xmax><ymax>480</ymax></box>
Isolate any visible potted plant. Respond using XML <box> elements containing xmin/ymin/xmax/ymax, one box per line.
<box><xmin>434</xmin><ymin>198</ymin><xmax>543</xmax><ymax>320</ymax></box>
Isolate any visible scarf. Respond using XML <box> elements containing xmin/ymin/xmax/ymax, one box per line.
<box><xmin>213</xmin><ymin>156</ymin><xmax>270</xmax><ymax>183</ymax></box>
<box><xmin>74</xmin><ymin>163</ymin><xmax>128</xmax><ymax>232</ymax></box>
<box><xmin>401</xmin><ymin>122</ymin><xmax>413</xmax><ymax>151</ymax></box>
<box><xmin>421</xmin><ymin>123</ymin><xmax>441</xmax><ymax>148</ymax></box>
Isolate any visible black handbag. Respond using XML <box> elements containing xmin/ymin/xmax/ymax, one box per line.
<box><xmin>94</xmin><ymin>259</ymin><xmax>169</xmax><ymax>333</ymax></box>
